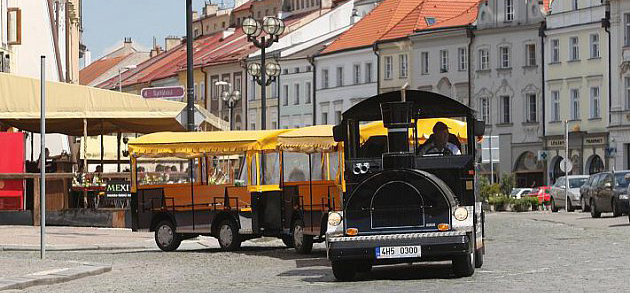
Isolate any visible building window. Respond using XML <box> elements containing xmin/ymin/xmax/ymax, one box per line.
<box><xmin>551</xmin><ymin>39</ymin><xmax>560</xmax><ymax>63</ymax></box>
<box><xmin>322</xmin><ymin>69</ymin><xmax>329</xmax><ymax>88</ymax></box>
<box><xmin>321</xmin><ymin>112</ymin><xmax>328</xmax><ymax>124</ymax></box>
<box><xmin>440</xmin><ymin>50</ymin><xmax>449</xmax><ymax>72</ymax></box>
<box><xmin>335</xmin><ymin>110</ymin><xmax>342</xmax><ymax>124</ymax></box>
<box><xmin>572</xmin><ymin>0</ymin><xmax>578</xmax><ymax>10</ymax></box>
<box><xmin>505</xmin><ymin>0</ymin><xmax>513</xmax><ymax>22</ymax></box>
<box><xmin>421</xmin><ymin>52</ymin><xmax>429</xmax><ymax>74</ymax></box>
<box><xmin>458</xmin><ymin>48</ymin><xmax>468</xmax><ymax>71</ymax></box>
<box><xmin>500</xmin><ymin>96</ymin><xmax>510</xmax><ymax>123</ymax></box>
<box><xmin>365</xmin><ymin>63</ymin><xmax>373</xmax><ymax>83</ymax></box>
<box><xmin>425</xmin><ymin>17</ymin><xmax>436</xmax><ymax>26</ymax></box>
<box><xmin>626</xmin><ymin>77</ymin><xmax>630</xmax><ymax>109</ymax></box>
<box><xmin>283</xmin><ymin>84</ymin><xmax>289</xmax><ymax>106</ymax></box>
<box><xmin>526</xmin><ymin>44</ymin><xmax>536</xmax><ymax>66</ymax></box>
<box><xmin>551</xmin><ymin>90</ymin><xmax>560</xmax><ymax>121</ymax></box>
<box><xmin>353</xmin><ymin>64</ymin><xmax>360</xmax><ymax>84</ymax></box>
<box><xmin>480</xmin><ymin>97</ymin><xmax>490</xmax><ymax>123</ymax></box>
<box><xmin>570</xmin><ymin>89</ymin><xmax>580</xmax><ymax>119</ymax></box>
<box><xmin>590</xmin><ymin>34</ymin><xmax>600</xmax><ymax>58</ymax></box>
<box><xmin>399</xmin><ymin>54</ymin><xmax>408</xmax><ymax>78</ymax></box>
<box><xmin>7</xmin><ymin>8</ymin><xmax>22</xmax><ymax>45</ymax></box>
<box><xmin>211</xmin><ymin>77</ymin><xmax>219</xmax><ymax>100</ymax></box>
<box><xmin>625</xmin><ymin>14</ymin><xmax>630</xmax><ymax>46</ymax></box>
<box><xmin>569</xmin><ymin>37</ymin><xmax>579</xmax><ymax>61</ymax></box>
<box><xmin>294</xmin><ymin>83</ymin><xmax>300</xmax><ymax>105</ymax></box>
<box><xmin>200</xmin><ymin>82</ymin><xmax>205</xmax><ymax>102</ymax></box>
<box><xmin>479</xmin><ymin>49</ymin><xmax>489</xmax><ymax>70</ymax></box>
<box><xmin>526</xmin><ymin>94</ymin><xmax>537</xmax><ymax>122</ymax></box>
<box><xmin>305</xmin><ymin>82</ymin><xmax>311</xmax><ymax>104</ymax></box>
<box><xmin>306</xmin><ymin>66</ymin><xmax>311</xmax><ymax>72</ymax></box>
<box><xmin>499</xmin><ymin>46</ymin><xmax>511</xmax><ymax>68</ymax></box>
<box><xmin>384</xmin><ymin>56</ymin><xmax>393</xmax><ymax>80</ymax></box>
<box><xmin>336</xmin><ymin>66</ymin><xmax>344</xmax><ymax>87</ymax></box>
<box><xmin>294</xmin><ymin>67</ymin><xmax>300</xmax><ymax>73</ymax></box>
<box><xmin>590</xmin><ymin>87</ymin><xmax>600</xmax><ymax>118</ymax></box>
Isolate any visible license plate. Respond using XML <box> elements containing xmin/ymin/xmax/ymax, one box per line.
<box><xmin>375</xmin><ymin>245</ymin><xmax>422</xmax><ymax>259</ymax></box>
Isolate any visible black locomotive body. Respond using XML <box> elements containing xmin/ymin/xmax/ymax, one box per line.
<box><xmin>326</xmin><ymin>90</ymin><xmax>486</xmax><ymax>280</ymax></box>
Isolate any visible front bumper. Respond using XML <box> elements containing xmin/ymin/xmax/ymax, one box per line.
<box><xmin>327</xmin><ymin>231</ymin><xmax>471</xmax><ymax>263</ymax></box>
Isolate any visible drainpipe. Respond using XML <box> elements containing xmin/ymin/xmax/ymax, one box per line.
<box><xmin>308</xmin><ymin>55</ymin><xmax>317</xmax><ymax>125</ymax></box>
<box><xmin>539</xmin><ymin>21</ymin><xmax>547</xmax><ymax>184</ymax></box>
<box><xmin>201</xmin><ymin>66</ymin><xmax>209</xmax><ymax>114</ymax></box>
<box><xmin>467</xmin><ymin>26</ymin><xmax>475</xmax><ymax>107</ymax></box>
<box><xmin>603</xmin><ymin>8</ymin><xmax>611</xmax><ymax>125</ymax></box>
<box><xmin>372</xmin><ymin>43</ymin><xmax>380</xmax><ymax>93</ymax></box>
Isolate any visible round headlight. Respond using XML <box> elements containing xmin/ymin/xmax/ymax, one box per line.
<box><xmin>328</xmin><ymin>212</ymin><xmax>342</xmax><ymax>226</ymax></box>
<box><xmin>454</xmin><ymin>207</ymin><xmax>468</xmax><ymax>221</ymax></box>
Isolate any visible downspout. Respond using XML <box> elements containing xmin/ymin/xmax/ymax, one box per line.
<box><xmin>308</xmin><ymin>55</ymin><xmax>317</xmax><ymax>125</ymax></box>
<box><xmin>603</xmin><ymin>8</ymin><xmax>611</xmax><ymax>125</ymax></box>
<box><xmin>47</xmin><ymin>0</ymin><xmax>64</xmax><ymax>82</ymax></box>
<box><xmin>539</xmin><ymin>21</ymin><xmax>547</xmax><ymax>184</ymax></box>
<box><xmin>467</xmin><ymin>26</ymin><xmax>475</xmax><ymax>107</ymax></box>
<box><xmin>200</xmin><ymin>66</ymin><xmax>209</xmax><ymax>120</ymax></box>
<box><xmin>372</xmin><ymin>43</ymin><xmax>380</xmax><ymax>93</ymax></box>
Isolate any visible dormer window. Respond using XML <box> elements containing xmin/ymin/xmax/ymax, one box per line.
<box><xmin>505</xmin><ymin>0</ymin><xmax>513</xmax><ymax>22</ymax></box>
<box><xmin>425</xmin><ymin>17</ymin><xmax>436</xmax><ymax>26</ymax></box>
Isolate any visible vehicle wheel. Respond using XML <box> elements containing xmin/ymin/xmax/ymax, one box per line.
<box><xmin>154</xmin><ymin>220</ymin><xmax>181</xmax><ymax>252</ymax></box>
<box><xmin>551</xmin><ymin>198</ymin><xmax>558</xmax><ymax>212</ymax></box>
<box><xmin>452</xmin><ymin>250</ymin><xmax>475</xmax><ymax>277</ymax></box>
<box><xmin>474</xmin><ymin>248</ymin><xmax>484</xmax><ymax>268</ymax></box>
<box><xmin>581</xmin><ymin>198</ymin><xmax>590</xmax><ymax>212</ymax></box>
<box><xmin>567</xmin><ymin>199</ymin><xmax>575</xmax><ymax>212</ymax></box>
<box><xmin>590</xmin><ymin>199</ymin><xmax>601</xmax><ymax>218</ymax></box>
<box><xmin>356</xmin><ymin>262</ymin><xmax>373</xmax><ymax>273</ymax></box>
<box><xmin>612</xmin><ymin>199</ymin><xmax>622</xmax><ymax>217</ymax></box>
<box><xmin>281</xmin><ymin>235</ymin><xmax>294</xmax><ymax>248</ymax></box>
<box><xmin>292</xmin><ymin>219</ymin><xmax>313</xmax><ymax>254</ymax></box>
<box><xmin>217</xmin><ymin>219</ymin><xmax>242</xmax><ymax>251</ymax></box>
<box><xmin>332</xmin><ymin>261</ymin><xmax>357</xmax><ymax>281</ymax></box>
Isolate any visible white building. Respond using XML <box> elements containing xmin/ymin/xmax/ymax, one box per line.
<box><xmin>609</xmin><ymin>0</ymin><xmax>630</xmax><ymax>170</ymax></box>
<box><xmin>545</xmin><ymin>0</ymin><xmax>609</xmax><ymax>181</ymax></box>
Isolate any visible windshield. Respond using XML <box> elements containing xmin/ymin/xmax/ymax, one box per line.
<box><xmin>569</xmin><ymin>178</ymin><xmax>588</xmax><ymax>188</ymax></box>
<box><xmin>615</xmin><ymin>172</ymin><xmax>630</xmax><ymax>188</ymax></box>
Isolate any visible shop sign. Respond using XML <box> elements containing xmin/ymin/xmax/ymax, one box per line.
<box><xmin>584</xmin><ymin>137</ymin><xmax>605</xmax><ymax>146</ymax></box>
<box><xmin>546</xmin><ymin>139</ymin><xmax>564</xmax><ymax>148</ymax></box>
<box><xmin>141</xmin><ymin>86</ymin><xmax>185</xmax><ymax>99</ymax></box>
<box><xmin>106</xmin><ymin>180</ymin><xmax>131</xmax><ymax>198</ymax></box>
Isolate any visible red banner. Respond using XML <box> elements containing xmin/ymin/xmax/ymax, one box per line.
<box><xmin>0</xmin><ymin>132</ymin><xmax>24</xmax><ymax>210</ymax></box>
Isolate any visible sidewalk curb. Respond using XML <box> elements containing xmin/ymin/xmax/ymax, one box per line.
<box><xmin>0</xmin><ymin>263</ymin><xmax>112</xmax><ymax>291</ymax></box>
<box><xmin>0</xmin><ymin>245</ymin><xmax>151</xmax><ymax>252</ymax></box>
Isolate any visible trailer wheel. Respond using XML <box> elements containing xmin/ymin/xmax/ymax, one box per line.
<box><xmin>292</xmin><ymin>219</ymin><xmax>313</xmax><ymax>254</ymax></box>
<box><xmin>218</xmin><ymin>219</ymin><xmax>241</xmax><ymax>251</ymax></box>
<box><xmin>331</xmin><ymin>261</ymin><xmax>356</xmax><ymax>281</ymax></box>
<box><xmin>453</xmin><ymin>236</ymin><xmax>475</xmax><ymax>277</ymax></box>
<box><xmin>155</xmin><ymin>220</ymin><xmax>181</xmax><ymax>252</ymax></box>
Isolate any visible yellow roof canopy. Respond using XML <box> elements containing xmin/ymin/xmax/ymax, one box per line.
<box><xmin>0</xmin><ymin>73</ymin><xmax>222</xmax><ymax>135</ymax></box>
<box><xmin>277</xmin><ymin>125</ymin><xmax>338</xmax><ymax>153</ymax></box>
<box><xmin>128</xmin><ymin>129</ymin><xmax>290</xmax><ymax>158</ymax></box>
<box><xmin>359</xmin><ymin>118</ymin><xmax>468</xmax><ymax>143</ymax></box>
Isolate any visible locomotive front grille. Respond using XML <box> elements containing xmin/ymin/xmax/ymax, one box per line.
<box><xmin>370</xmin><ymin>181</ymin><xmax>425</xmax><ymax>229</ymax></box>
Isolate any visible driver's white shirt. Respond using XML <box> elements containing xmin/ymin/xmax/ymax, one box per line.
<box><xmin>421</xmin><ymin>142</ymin><xmax>461</xmax><ymax>155</ymax></box>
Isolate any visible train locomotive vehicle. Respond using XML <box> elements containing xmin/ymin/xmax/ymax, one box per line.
<box><xmin>326</xmin><ymin>90</ymin><xmax>486</xmax><ymax>281</ymax></box>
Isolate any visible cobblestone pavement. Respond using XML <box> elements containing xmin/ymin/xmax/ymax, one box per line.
<box><xmin>3</xmin><ymin>211</ymin><xmax>630</xmax><ymax>292</ymax></box>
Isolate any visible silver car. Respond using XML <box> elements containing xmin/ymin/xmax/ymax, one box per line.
<box><xmin>550</xmin><ymin>175</ymin><xmax>589</xmax><ymax>212</ymax></box>
<box><xmin>510</xmin><ymin>188</ymin><xmax>533</xmax><ymax>199</ymax></box>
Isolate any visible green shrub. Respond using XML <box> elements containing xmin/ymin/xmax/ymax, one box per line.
<box><xmin>512</xmin><ymin>197</ymin><xmax>536</xmax><ymax>212</ymax></box>
<box><xmin>500</xmin><ymin>173</ymin><xmax>515</xmax><ymax>197</ymax></box>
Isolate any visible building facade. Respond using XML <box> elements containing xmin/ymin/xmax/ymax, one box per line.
<box><xmin>545</xmin><ymin>0</ymin><xmax>609</xmax><ymax>182</ymax></box>
<box><xmin>609</xmin><ymin>0</ymin><xmax>630</xmax><ymax>171</ymax></box>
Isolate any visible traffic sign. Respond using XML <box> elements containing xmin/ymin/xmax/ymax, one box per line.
<box><xmin>537</xmin><ymin>150</ymin><xmax>550</xmax><ymax>161</ymax></box>
<box><xmin>141</xmin><ymin>86</ymin><xmax>185</xmax><ymax>99</ymax></box>
<box><xmin>559</xmin><ymin>159</ymin><xmax>572</xmax><ymax>173</ymax></box>
<box><xmin>606</xmin><ymin>147</ymin><xmax>617</xmax><ymax>157</ymax></box>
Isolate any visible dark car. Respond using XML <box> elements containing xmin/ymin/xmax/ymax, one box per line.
<box><xmin>589</xmin><ymin>171</ymin><xmax>630</xmax><ymax>218</ymax></box>
<box><xmin>580</xmin><ymin>174</ymin><xmax>600</xmax><ymax>212</ymax></box>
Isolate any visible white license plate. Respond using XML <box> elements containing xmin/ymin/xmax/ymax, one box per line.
<box><xmin>375</xmin><ymin>245</ymin><xmax>422</xmax><ymax>259</ymax></box>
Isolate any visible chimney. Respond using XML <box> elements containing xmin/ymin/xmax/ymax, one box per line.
<box><xmin>192</xmin><ymin>10</ymin><xmax>199</xmax><ymax>20</ymax></box>
<box><xmin>321</xmin><ymin>0</ymin><xmax>332</xmax><ymax>10</ymax></box>
<box><xmin>203</xmin><ymin>3</ymin><xmax>218</xmax><ymax>16</ymax></box>
<box><xmin>150</xmin><ymin>46</ymin><xmax>163</xmax><ymax>58</ymax></box>
<box><xmin>222</xmin><ymin>28</ymin><xmax>235</xmax><ymax>39</ymax></box>
<box><xmin>123</xmin><ymin>37</ymin><xmax>133</xmax><ymax>49</ymax></box>
<box><xmin>165</xmin><ymin>36</ymin><xmax>181</xmax><ymax>51</ymax></box>
<box><xmin>83</xmin><ymin>50</ymin><xmax>92</xmax><ymax>68</ymax></box>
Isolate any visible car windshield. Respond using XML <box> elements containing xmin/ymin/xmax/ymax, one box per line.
<box><xmin>569</xmin><ymin>178</ymin><xmax>588</xmax><ymax>188</ymax></box>
<box><xmin>615</xmin><ymin>173</ymin><xmax>630</xmax><ymax>188</ymax></box>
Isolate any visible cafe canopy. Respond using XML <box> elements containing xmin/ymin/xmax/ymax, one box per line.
<box><xmin>277</xmin><ymin>125</ymin><xmax>338</xmax><ymax>153</ymax></box>
<box><xmin>0</xmin><ymin>73</ymin><xmax>218</xmax><ymax>136</ymax></box>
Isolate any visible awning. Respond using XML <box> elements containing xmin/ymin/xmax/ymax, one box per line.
<box><xmin>0</xmin><ymin>73</ymin><xmax>219</xmax><ymax>135</ymax></box>
<box><xmin>277</xmin><ymin>125</ymin><xmax>338</xmax><ymax>153</ymax></box>
<box><xmin>359</xmin><ymin>118</ymin><xmax>468</xmax><ymax>143</ymax></box>
<box><xmin>128</xmin><ymin>129</ymin><xmax>290</xmax><ymax>158</ymax></box>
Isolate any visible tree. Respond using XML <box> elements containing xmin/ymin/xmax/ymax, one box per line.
<box><xmin>500</xmin><ymin>173</ymin><xmax>515</xmax><ymax>196</ymax></box>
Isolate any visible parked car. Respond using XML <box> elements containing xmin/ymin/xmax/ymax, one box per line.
<box><xmin>549</xmin><ymin>175</ymin><xmax>589</xmax><ymax>212</ymax></box>
<box><xmin>579</xmin><ymin>174</ymin><xmax>600</xmax><ymax>212</ymax></box>
<box><xmin>588</xmin><ymin>171</ymin><xmax>630</xmax><ymax>218</ymax></box>
<box><xmin>510</xmin><ymin>188</ymin><xmax>533</xmax><ymax>199</ymax></box>
<box><xmin>527</xmin><ymin>186</ymin><xmax>551</xmax><ymax>204</ymax></box>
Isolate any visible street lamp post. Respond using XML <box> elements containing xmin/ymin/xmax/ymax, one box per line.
<box><xmin>118</xmin><ymin>65</ymin><xmax>137</xmax><ymax>92</ymax></box>
<box><xmin>242</xmin><ymin>16</ymin><xmax>284</xmax><ymax>130</ymax></box>
<box><xmin>216</xmin><ymin>81</ymin><xmax>241</xmax><ymax>130</ymax></box>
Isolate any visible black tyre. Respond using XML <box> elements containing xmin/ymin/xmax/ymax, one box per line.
<box><xmin>567</xmin><ymin>199</ymin><xmax>575</xmax><ymax>212</ymax></box>
<box><xmin>281</xmin><ymin>235</ymin><xmax>294</xmax><ymax>248</ymax></box>
<box><xmin>154</xmin><ymin>220</ymin><xmax>181</xmax><ymax>252</ymax></box>
<box><xmin>612</xmin><ymin>199</ymin><xmax>622</xmax><ymax>217</ymax></box>
<box><xmin>292</xmin><ymin>219</ymin><xmax>313</xmax><ymax>254</ymax></box>
<box><xmin>590</xmin><ymin>199</ymin><xmax>601</xmax><ymax>218</ymax></box>
<box><xmin>474</xmin><ymin>248</ymin><xmax>484</xmax><ymax>268</ymax></box>
<box><xmin>332</xmin><ymin>261</ymin><xmax>357</xmax><ymax>281</ymax></box>
<box><xmin>217</xmin><ymin>219</ymin><xmax>242</xmax><ymax>251</ymax></box>
<box><xmin>581</xmin><ymin>198</ymin><xmax>590</xmax><ymax>212</ymax></box>
<box><xmin>452</xmin><ymin>250</ymin><xmax>475</xmax><ymax>277</ymax></box>
<box><xmin>551</xmin><ymin>198</ymin><xmax>558</xmax><ymax>212</ymax></box>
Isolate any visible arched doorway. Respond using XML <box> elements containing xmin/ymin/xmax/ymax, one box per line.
<box><xmin>514</xmin><ymin>151</ymin><xmax>544</xmax><ymax>187</ymax></box>
<box><xmin>549</xmin><ymin>156</ymin><xmax>564</xmax><ymax>185</ymax></box>
<box><xmin>586</xmin><ymin>154</ymin><xmax>604</xmax><ymax>175</ymax></box>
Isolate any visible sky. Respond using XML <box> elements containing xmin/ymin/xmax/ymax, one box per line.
<box><xmin>82</xmin><ymin>0</ymin><xmax>235</xmax><ymax>61</ymax></box>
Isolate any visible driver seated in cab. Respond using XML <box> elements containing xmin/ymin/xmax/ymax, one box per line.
<box><xmin>419</xmin><ymin>121</ymin><xmax>461</xmax><ymax>155</ymax></box>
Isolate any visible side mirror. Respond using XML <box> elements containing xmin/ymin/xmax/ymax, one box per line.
<box><xmin>333</xmin><ymin>124</ymin><xmax>344</xmax><ymax>142</ymax></box>
<box><xmin>473</xmin><ymin>119</ymin><xmax>486</xmax><ymax>136</ymax></box>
